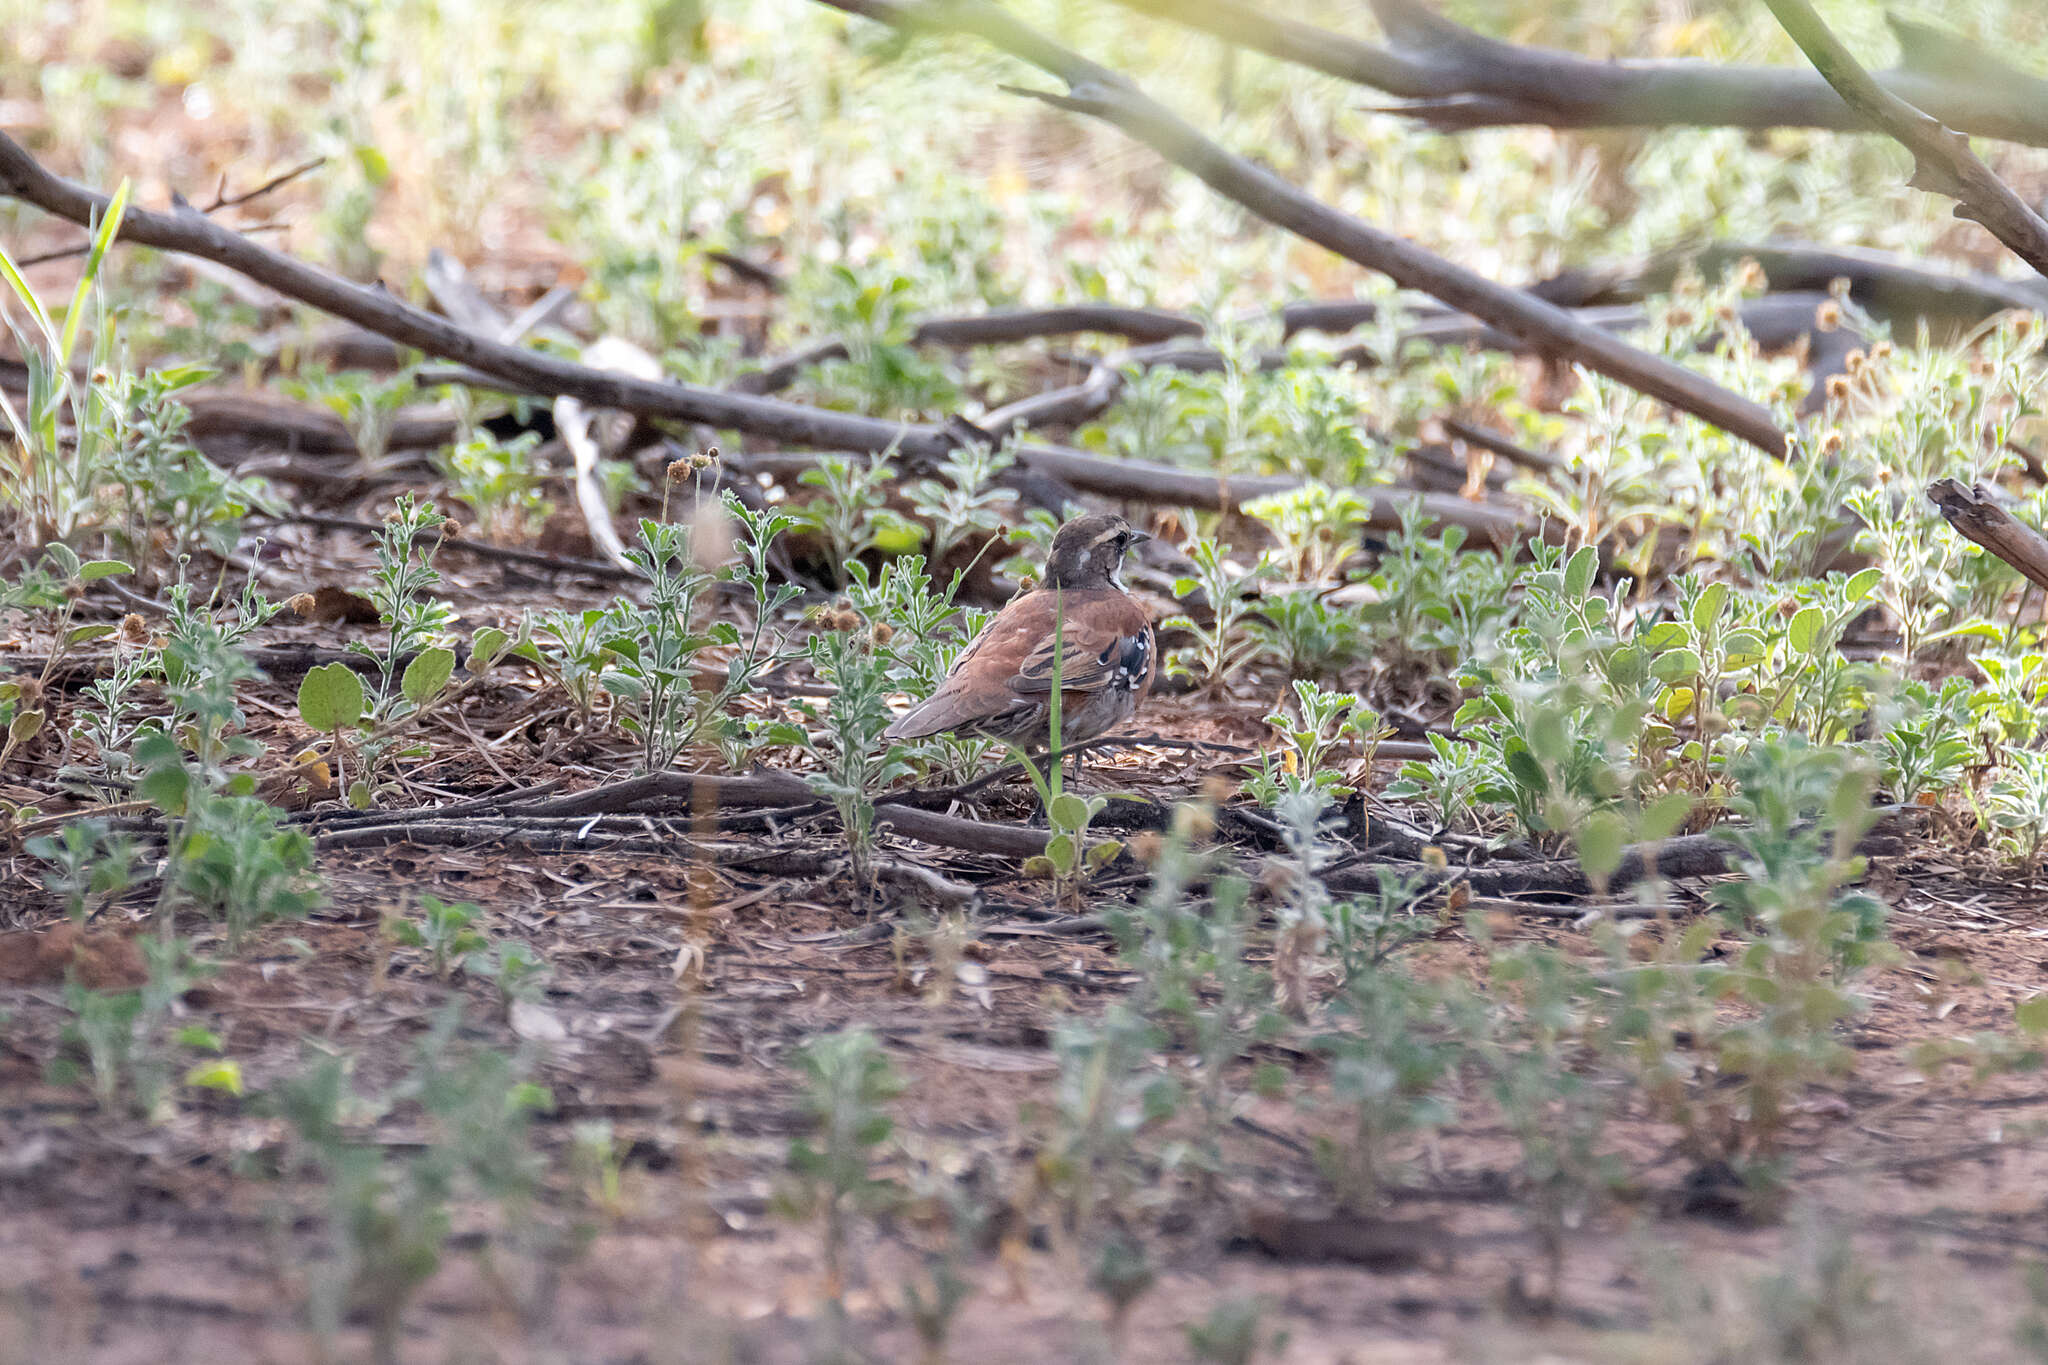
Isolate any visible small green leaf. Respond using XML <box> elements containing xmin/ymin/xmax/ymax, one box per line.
<box><xmin>1043</xmin><ymin>832</ymin><xmax>1075</xmax><ymax>872</ymax></box>
<box><xmin>1048</xmin><ymin>792</ymin><xmax>1091</xmax><ymax>832</ymax></box>
<box><xmin>175</xmin><ymin>1025</ymin><xmax>224</xmax><ymax>1052</ymax></box>
<box><xmin>1651</xmin><ymin>647</ymin><xmax>1703</xmax><ymax>682</ymax></box>
<box><xmin>2017</xmin><ymin>995</ymin><xmax>2048</xmax><ymax>1036</ymax></box>
<box><xmin>1085</xmin><ymin>838</ymin><xmax>1123</xmax><ymax>869</ymax></box>
<box><xmin>401</xmin><ymin>647</ymin><xmax>456</xmax><ymax>706</ymax></box>
<box><xmin>467</xmin><ymin>627</ymin><xmax>509</xmax><ymax>675</ymax></box>
<box><xmin>183</xmin><ymin>1059</ymin><xmax>244</xmax><ymax>1097</ymax></box>
<box><xmin>1576</xmin><ymin>811</ymin><xmax>1629</xmax><ymax>884</ymax></box>
<box><xmin>1787</xmin><ymin>606</ymin><xmax>1827</xmax><ymax>656</ymax></box>
<box><xmin>42</xmin><ymin>543</ymin><xmax>81</xmax><ymax>580</ymax></box>
<box><xmin>1844</xmin><ymin>567</ymin><xmax>1883</xmax><ymax>603</ymax></box>
<box><xmin>1504</xmin><ymin>747</ymin><xmax>1549</xmax><ymax>797</ymax></box>
<box><xmin>8</xmin><ymin>709</ymin><xmax>44</xmax><ymax>743</ymax></box>
<box><xmin>78</xmin><ymin>559</ymin><xmax>133</xmax><ymax>582</ymax></box>
<box><xmin>1639</xmin><ymin>791</ymin><xmax>1694</xmax><ymax>843</ymax></box>
<box><xmin>1722</xmin><ymin>630</ymin><xmax>1767</xmax><ymax>669</ymax></box>
<box><xmin>1690</xmin><ymin>582</ymin><xmax>1729</xmax><ymax>634</ymax></box>
<box><xmin>64</xmin><ymin>623</ymin><xmax>119</xmax><ymax>646</ymax></box>
<box><xmin>1562</xmin><ymin>545</ymin><xmax>1598</xmax><ymax>599</ymax></box>
<box><xmin>347</xmin><ymin>779</ymin><xmax>373</xmax><ymax>810</ymax></box>
<box><xmin>297</xmin><ymin>663</ymin><xmax>365</xmax><ymax>733</ymax></box>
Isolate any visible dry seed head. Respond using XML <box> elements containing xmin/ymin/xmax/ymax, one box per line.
<box><xmin>1663</xmin><ymin>305</ymin><xmax>1696</xmax><ymax>329</ymax></box>
<box><xmin>286</xmin><ymin>592</ymin><xmax>317</xmax><ymax>616</ymax></box>
<box><xmin>870</xmin><ymin>620</ymin><xmax>896</xmax><ymax>647</ymax></box>
<box><xmin>1815</xmin><ymin>300</ymin><xmax>1842</xmax><ymax>330</ymax></box>
<box><xmin>118</xmin><ymin>613</ymin><xmax>149</xmax><ymax>645</ymax></box>
<box><xmin>689</xmin><ymin>498</ymin><xmax>735</xmax><ymax>569</ymax></box>
<box><xmin>1818</xmin><ymin>429</ymin><xmax>1845</xmax><ymax>457</ymax></box>
<box><xmin>1826</xmin><ymin>374</ymin><xmax>1852</xmax><ymax>402</ymax></box>
<box><xmin>1734</xmin><ymin>258</ymin><xmax>1768</xmax><ymax>294</ymax></box>
<box><xmin>665</xmin><ymin>458</ymin><xmax>692</xmax><ymax>484</ymax></box>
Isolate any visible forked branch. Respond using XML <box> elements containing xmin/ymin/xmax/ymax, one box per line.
<box><xmin>1763</xmin><ymin>0</ymin><xmax>2048</xmax><ymax>280</ymax></box>
<box><xmin>1107</xmin><ymin>0</ymin><xmax>2048</xmax><ymax>149</ymax></box>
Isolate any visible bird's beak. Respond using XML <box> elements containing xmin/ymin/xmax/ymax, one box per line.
<box><xmin>1127</xmin><ymin>530</ymin><xmax>1152</xmax><ymax>547</ymax></box>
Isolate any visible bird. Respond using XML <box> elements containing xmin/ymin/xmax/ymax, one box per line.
<box><xmin>884</xmin><ymin>511</ymin><xmax>1156</xmax><ymax>751</ymax></box>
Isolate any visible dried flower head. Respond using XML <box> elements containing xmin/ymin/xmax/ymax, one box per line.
<box><xmin>666</xmin><ymin>458</ymin><xmax>692</xmax><ymax>484</ymax></box>
<box><xmin>1815</xmin><ymin>300</ymin><xmax>1842</xmax><ymax>331</ymax></box>
<box><xmin>1734</xmin><ymin>258</ymin><xmax>1768</xmax><ymax>294</ymax></box>
<box><xmin>1826</xmin><ymin>374</ymin><xmax>1853</xmax><ymax>402</ymax></box>
<box><xmin>118</xmin><ymin>613</ymin><xmax>150</xmax><ymax>645</ymax></box>
<box><xmin>1818</xmin><ymin>430</ymin><xmax>1845</xmax><ymax>457</ymax></box>
<box><xmin>286</xmin><ymin>592</ymin><xmax>318</xmax><ymax>616</ymax></box>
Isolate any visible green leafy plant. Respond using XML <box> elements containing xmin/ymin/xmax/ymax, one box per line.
<box><xmin>0</xmin><ymin>178</ymin><xmax>131</xmax><ymax>544</ymax></box>
<box><xmin>271</xmin><ymin>1020</ymin><xmax>553</xmax><ymax>1365</ymax></box>
<box><xmin>433</xmin><ymin>429</ymin><xmax>547</xmax><ymax>544</ymax></box>
<box><xmin>794</xmin><ymin>622</ymin><xmax>913</xmax><ymax>894</ymax></box>
<box><xmin>1163</xmin><ymin>531</ymin><xmax>1274</xmax><ymax>690</ymax></box>
<box><xmin>777</xmin><ymin>1029</ymin><xmax>905</xmax><ymax>1312</ymax></box>
<box><xmin>796</xmin><ymin>450</ymin><xmax>917</xmax><ymax>587</ymax></box>
<box><xmin>904</xmin><ymin>436</ymin><xmax>1019</xmax><ymax>570</ymax></box>
<box><xmin>388</xmin><ymin>896</ymin><xmax>490</xmax><ymax>979</ymax></box>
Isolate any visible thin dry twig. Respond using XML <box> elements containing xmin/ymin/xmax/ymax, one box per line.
<box><xmin>14</xmin><ymin>156</ymin><xmax>324</xmax><ymax>269</ymax></box>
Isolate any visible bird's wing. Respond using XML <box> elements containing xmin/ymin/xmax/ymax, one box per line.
<box><xmin>882</xmin><ymin>589</ymin><xmax>1152</xmax><ymax>741</ymax></box>
<box><xmin>881</xmin><ymin>595</ymin><xmax>1050</xmax><ymax>740</ymax></box>
<box><xmin>1007</xmin><ymin>621</ymin><xmax>1151</xmax><ymax>697</ymax></box>
<box><xmin>1006</xmin><ymin>592</ymin><xmax>1153</xmax><ymax>697</ymax></box>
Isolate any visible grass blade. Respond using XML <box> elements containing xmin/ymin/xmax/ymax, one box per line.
<box><xmin>59</xmin><ymin>178</ymin><xmax>130</xmax><ymax>366</ymax></box>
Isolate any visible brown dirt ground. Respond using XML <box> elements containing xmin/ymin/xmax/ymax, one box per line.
<box><xmin>7</xmin><ymin>528</ymin><xmax>2048</xmax><ymax>1363</ymax></box>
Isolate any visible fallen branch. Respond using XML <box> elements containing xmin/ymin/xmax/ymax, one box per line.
<box><xmin>817</xmin><ymin>0</ymin><xmax>1787</xmax><ymax>458</ymax></box>
<box><xmin>1108</xmin><ymin>0</ymin><xmax>2048</xmax><ymax>149</ymax></box>
<box><xmin>1763</xmin><ymin>0</ymin><xmax>2048</xmax><ymax>280</ymax></box>
<box><xmin>1926</xmin><ymin>478</ymin><xmax>2048</xmax><ymax>592</ymax></box>
<box><xmin>1328</xmin><ymin>807</ymin><xmax>1916</xmax><ymax>899</ymax></box>
<box><xmin>0</xmin><ymin>132</ymin><xmax>1291</xmax><ymax>513</ymax></box>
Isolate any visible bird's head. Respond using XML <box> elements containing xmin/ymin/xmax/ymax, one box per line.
<box><xmin>1045</xmin><ymin>512</ymin><xmax>1150</xmax><ymax>591</ymax></box>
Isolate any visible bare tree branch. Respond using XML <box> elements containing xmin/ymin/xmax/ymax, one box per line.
<box><xmin>1107</xmin><ymin>0</ymin><xmax>2048</xmax><ymax>148</ymax></box>
<box><xmin>0</xmin><ymin>130</ymin><xmax>1297</xmax><ymax>513</ymax></box>
<box><xmin>1926</xmin><ymin>479</ymin><xmax>2048</xmax><ymax>592</ymax></box>
<box><xmin>1763</xmin><ymin>0</ymin><xmax>2048</xmax><ymax>281</ymax></box>
<box><xmin>816</xmin><ymin>0</ymin><xmax>1788</xmax><ymax>459</ymax></box>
